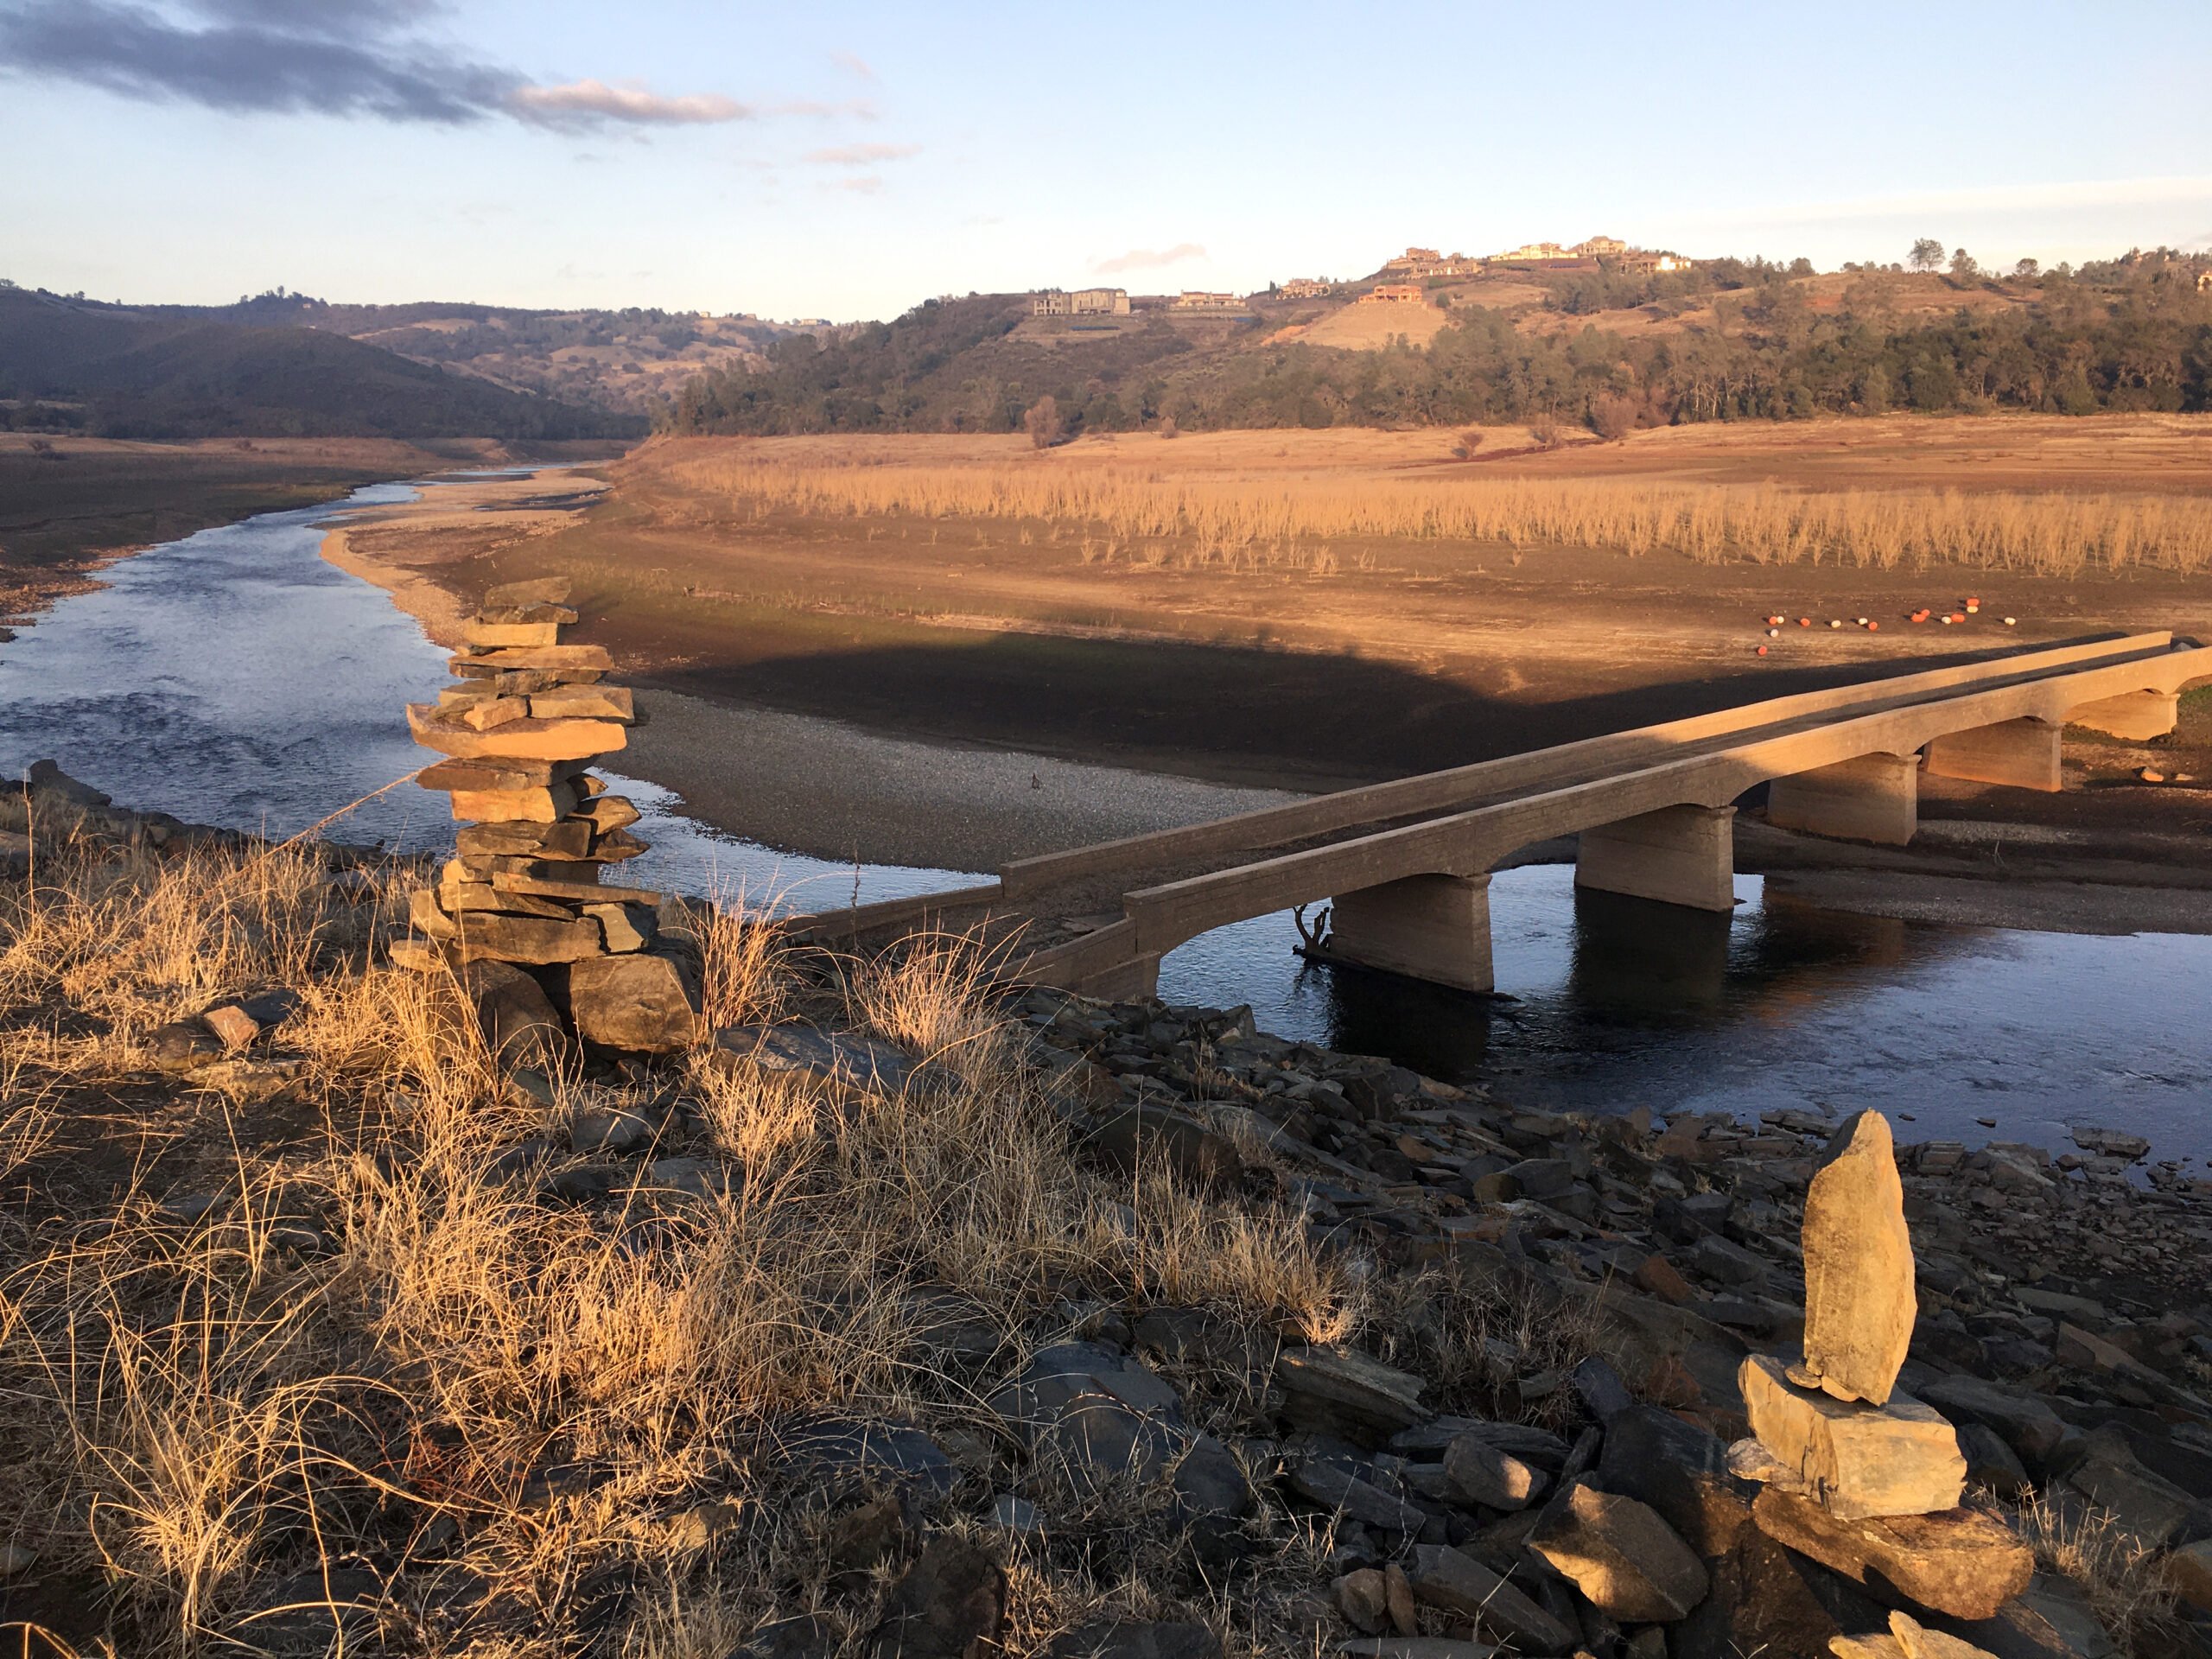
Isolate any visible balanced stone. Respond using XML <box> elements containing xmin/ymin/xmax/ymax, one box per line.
<box><xmin>405</xmin><ymin>705</ymin><xmax>629</xmax><ymax>761</ymax></box>
<box><xmin>1750</xmin><ymin>1490</ymin><xmax>2031</xmax><ymax>1621</ymax></box>
<box><xmin>1741</xmin><ymin>1355</ymin><xmax>1965</xmax><ymax>1520</ymax></box>
<box><xmin>449</xmin><ymin>783</ymin><xmax>579</xmax><ymax>823</ymax></box>
<box><xmin>1795</xmin><ymin>1109</ymin><xmax>1916</xmax><ymax>1406</ymax></box>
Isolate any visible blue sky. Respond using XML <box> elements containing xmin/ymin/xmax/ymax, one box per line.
<box><xmin>3</xmin><ymin>0</ymin><xmax>2209</xmax><ymax>320</ymax></box>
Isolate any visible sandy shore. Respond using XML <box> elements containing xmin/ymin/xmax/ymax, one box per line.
<box><xmin>621</xmin><ymin>686</ymin><xmax>1305</xmax><ymax>871</ymax></box>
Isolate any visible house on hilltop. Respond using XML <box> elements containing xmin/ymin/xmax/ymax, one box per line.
<box><xmin>1031</xmin><ymin>288</ymin><xmax>1131</xmax><ymax>317</ymax></box>
<box><xmin>1573</xmin><ymin>234</ymin><xmax>1628</xmax><ymax>258</ymax></box>
<box><xmin>1167</xmin><ymin>291</ymin><xmax>1243</xmax><ymax>312</ymax></box>
<box><xmin>1383</xmin><ymin>247</ymin><xmax>1483</xmax><ymax>279</ymax></box>
<box><xmin>1278</xmin><ymin>278</ymin><xmax>1336</xmax><ymax>299</ymax></box>
<box><xmin>1362</xmin><ymin>283</ymin><xmax>1427</xmax><ymax>304</ymax></box>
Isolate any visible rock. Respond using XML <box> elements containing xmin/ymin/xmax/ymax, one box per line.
<box><xmin>1831</xmin><ymin>1635</ymin><xmax>1909</xmax><ymax>1658</ymax></box>
<box><xmin>987</xmin><ymin>1494</ymin><xmax>1046</xmax><ymax>1541</ymax></box>
<box><xmin>2164</xmin><ymin>1538</ymin><xmax>2212</xmax><ymax>1614</ymax></box>
<box><xmin>1636</xmin><ymin>1251</ymin><xmax>1699</xmax><ymax>1304</ymax></box>
<box><xmin>713</xmin><ymin>1023</ymin><xmax>913</xmax><ymax>1092</ymax></box>
<box><xmin>1797</xmin><ymin>1110</ymin><xmax>1916</xmax><ymax>1407</ymax></box>
<box><xmin>655</xmin><ymin>1496</ymin><xmax>743</xmax><ymax>1553</ymax></box>
<box><xmin>1570</xmin><ymin>1356</ymin><xmax>1634</xmax><ymax>1422</ymax></box>
<box><xmin>584</xmin><ymin>900</ymin><xmax>658</xmax><ymax>954</ymax></box>
<box><xmin>145</xmin><ymin>1019</ymin><xmax>223</xmax><ymax>1073</ymax></box>
<box><xmin>1089</xmin><ymin>1102</ymin><xmax>1243</xmax><ymax>1192</ymax></box>
<box><xmin>2069</xmin><ymin>1127</ymin><xmax>2150</xmax><ymax>1163</ymax></box>
<box><xmin>1916</xmin><ymin>1376</ymin><xmax>2069</xmax><ymax>1476</ymax></box>
<box><xmin>1404</xmin><ymin>1543</ymin><xmax>1579</xmax><ymax>1653</ymax></box>
<box><xmin>460</xmin><ymin>958</ymin><xmax>570</xmax><ymax>1067</ymax></box>
<box><xmin>562</xmin><ymin>954</ymin><xmax>698</xmax><ymax>1052</ymax></box>
<box><xmin>1275</xmin><ymin>1346</ymin><xmax>1427</xmax><ymax>1440</ymax></box>
<box><xmin>2060</xmin><ymin>1426</ymin><xmax>2197</xmax><ymax>1548</ymax></box>
<box><xmin>871</xmin><ymin>1533</ymin><xmax>1005</xmax><ymax>1659</ymax></box>
<box><xmin>1955</xmin><ymin>1424</ymin><xmax>2030</xmax><ymax>1502</ymax></box>
<box><xmin>1741</xmin><ymin>1354</ymin><xmax>1966</xmax><ymax>1520</ymax></box>
<box><xmin>779</xmin><ymin>1421</ymin><xmax>958</xmax><ymax>1498</ymax></box>
<box><xmin>236</xmin><ymin>1566</ymin><xmax>385</xmax><ymax>1649</ymax></box>
<box><xmin>1596</xmin><ymin>1404</ymin><xmax>1759</xmax><ymax>1560</ymax></box>
<box><xmin>1335</xmin><ymin>1643</ymin><xmax>1501</xmax><ymax>1659</ymax></box>
<box><xmin>0</xmin><ymin>1542</ymin><xmax>35</xmax><ymax>1575</ymax></box>
<box><xmin>448</xmin><ymin>910</ymin><xmax>603</xmax><ymax>963</ymax></box>
<box><xmin>1046</xmin><ymin>1624</ymin><xmax>1222</xmax><ymax>1659</ymax></box>
<box><xmin>1943</xmin><ymin>1574</ymin><xmax>2116</xmax><ymax>1658</ymax></box>
<box><xmin>1381</xmin><ymin>1560</ymin><xmax>1415</xmax><ymax>1634</ymax></box>
<box><xmin>1442</xmin><ymin>1432</ymin><xmax>1548</xmax><ymax>1511</ymax></box>
<box><xmin>193</xmin><ymin>1057</ymin><xmax>303</xmax><ymax>1103</ymax></box>
<box><xmin>1335</xmin><ymin>1568</ymin><xmax>1390</xmax><ymax>1634</ymax></box>
<box><xmin>1886</xmin><ymin>1609</ymin><xmax>2004</xmax><ymax>1657</ymax></box>
<box><xmin>1673</xmin><ymin>1524</ymin><xmax>1891</xmax><ymax>1659</ymax></box>
<box><xmin>830</xmin><ymin>1492</ymin><xmax>909</xmax><ymax>1583</ymax></box>
<box><xmin>201</xmin><ymin>1002</ymin><xmax>261</xmax><ymax>1049</ymax></box>
<box><xmin>1527</xmin><ymin>1478</ymin><xmax>1710</xmax><ymax>1621</ymax></box>
<box><xmin>989</xmin><ymin>1341</ymin><xmax>1185</xmax><ymax>1430</ymax></box>
<box><xmin>1289</xmin><ymin>1459</ymin><xmax>1426</xmax><ymax>1534</ymax></box>
<box><xmin>1750</xmin><ymin>1489</ymin><xmax>2033</xmax><ymax>1621</ymax></box>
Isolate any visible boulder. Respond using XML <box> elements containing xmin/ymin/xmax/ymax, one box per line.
<box><xmin>1955</xmin><ymin>1424</ymin><xmax>2030</xmax><ymax>1502</ymax></box>
<box><xmin>1796</xmin><ymin>1110</ymin><xmax>1916</xmax><ymax>1407</ymax></box>
<box><xmin>2060</xmin><ymin>1427</ymin><xmax>2198</xmax><ymax>1549</ymax></box>
<box><xmin>712</xmin><ymin>1023</ymin><xmax>913</xmax><ymax>1092</ymax></box>
<box><xmin>1916</xmin><ymin>1376</ymin><xmax>2069</xmax><ymax>1476</ymax></box>
<box><xmin>1742</xmin><ymin>1354</ymin><xmax>1965</xmax><ymax>1520</ymax></box>
<box><xmin>1275</xmin><ymin>1347</ymin><xmax>1427</xmax><ymax>1441</ymax></box>
<box><xmin>2164</xmin><ymin>1538</ymin><xmax>2212</xmax><ymax>1615</ymax></box>
<box><xmin>1088</xmin><ymin>1102</ymin><xmax>1243</xmax><ymax>1192</ymax></box>
<box><xmin>1442</xmin><ymin>1433</ymin><xmax>1548</xmax><ymax>1511</ymax></box>
<box><xmin>1403</xmin><ymin>1543</ymin><xmax>1578</xmax><ymax>1653</ymax></box>
<box><xmin>1750</xmin><ymin>1490</ymin><xmax>2033</xmax><ymax>1621</ymax></box>
<box><xmin>1334</xmin><ymin>1568</ymin><xmax>1390</xmax><ymax>1635</ymax></box>
<box><xmin>1596</xmin><ymin>1404</ymin><xmax>1758</xmax><ymax>1560</ymax></box>
<box><xmin>1527</xmin><ymin>1479</ymin><xmax>1709</xmax><ymax>1621</ymax></box>
<box><xmin>563</xmin><ymin>953</ymin><xmax>698</xmax><ymax>1052</ymax></box>
<box><xmin>1334</xmin><ymin>1644</ymin><xmax>1500</xmax><ymax>1659</ymax></box>
<box><xmin>1942</xmin><ymin>1574</ymin><xmax>2117</xmax><ymax>1658</ymax></box>
<box><xmin>459</xmin><ymin>959</ymin><xmax>570</xmax><ymax>1067</ymax></box>
<box><xmin>1672</xmin><ymin>1525</ymin><xmax>1891</xmax><ymax>1659</ymax></box>
<box><xmin>870</xmin><ymin>1533</ymin><xmax>1005</xmax><ymax>1659</ymax></box>
<box><xmin>1288</xmin><ymin>1459</ymin><xmax>1426</xmax><ymax>1535</ymax></box>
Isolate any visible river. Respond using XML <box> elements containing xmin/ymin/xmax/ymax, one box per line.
<box><xmin>3</xmin><ymin>480</ymin><xmax>2207</xmax><ymax>1173</ymax></box>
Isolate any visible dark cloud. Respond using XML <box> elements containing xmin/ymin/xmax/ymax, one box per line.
<box><xmin>0</xmin><ymin>0</ymin><xmax>510</xmax><ymax>121</ymax></box>
<box><xmin>0</xmin><ymin>0</ymin><xmax>765</xmax><ymax>128</ymax></box>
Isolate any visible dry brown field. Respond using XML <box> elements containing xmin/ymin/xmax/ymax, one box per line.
<box><xmin>346</xmin><ymin>415</ymin><xmax>2212</xmax><ymax>810</ymax></box>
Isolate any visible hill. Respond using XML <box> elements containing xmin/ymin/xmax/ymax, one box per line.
<box><xmin>663</xmin><ymin>248</ymin><xmax>2212</xmax><ymax>439</ymax></box>
<box><xmin>0</xmin><ymin>286</ymin><xmax>642</xmax><ymax>441</ymax></box>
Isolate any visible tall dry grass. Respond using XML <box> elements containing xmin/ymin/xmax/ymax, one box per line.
<box><xmin>666</xmin><ymin>451</ymin><xmax>2212</xmax><ymax>577</ymax></box>
<box><xmin>0</xmin><ymin>828</ymin><xmax>1365</xmax><ymax>1655</ymax></box>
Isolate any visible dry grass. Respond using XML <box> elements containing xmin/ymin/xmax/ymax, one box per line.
<box><xmin>0</xmin><ymin>827</ymin><xmax>1380</xmax><ymax>1655</ymax></box>
<box><xmin>664</xmin><ymin>451</ymin><xmax>2212</xmax><ymax>577</ymax></box>
<box><xmin>2012</xmin><ymin>1487</ymin><xmax>2183</xmax><ymax>1654</ymax></box>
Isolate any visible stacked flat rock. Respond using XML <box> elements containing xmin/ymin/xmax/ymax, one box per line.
<box><xmin>394</xmin><ymin>579</ymin><xmax>696</xmax><ymax>1052</ymax></box>
<box><xmin>1726</xmin><ymin>1110</ymin><xmax>2032</xmax><ymax>1623</ymax></box>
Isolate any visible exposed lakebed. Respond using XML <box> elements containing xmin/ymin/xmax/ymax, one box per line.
<box><xmin>2</xmin><ymin>482</ymin><xmax>2206</xmax><ymax>1171</ymax></box>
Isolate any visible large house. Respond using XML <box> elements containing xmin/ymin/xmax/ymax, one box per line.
<box><xmin>1383</xmin><ymin>246</ymin><xmax>1483</xmax><ymax>279</ymax></box>
<box><xmin>1030</xmin><ymin>287</ymin><xmax>1131</xmax><ymax>317</ymax></box>
<box><xmin>1362</xmin><ymin>283</ymin><xmax>1427</xmax><ymax>304</ymax></box>
<box><xmin>1167</xmin><ymin>290</ymin><xmax>1243</xmax><ymax>311</ymax></box>
<box><xmin>1277</xmin><ymin>278</ymin><xmax>1336</xmax><ymax>299</ymax></box>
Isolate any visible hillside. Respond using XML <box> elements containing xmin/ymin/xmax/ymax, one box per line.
<box><xmin>141</xmin><ymin>289</ymin><xmax>798</xmax><ymax>416</ymax></box>
<box><xmin>0</xmin><ymin>286</ymin><xmax>641</xmax><ymax>441</ymax></box>
<box><xmin>664</xmin><ymin>249</ymin><xmax>2212</xmax><ymax>438</ymax></box>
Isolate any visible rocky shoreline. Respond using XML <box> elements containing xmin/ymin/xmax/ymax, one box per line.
<box><xmin>6</xmin><ymin>760</ymin><xmax>2211</xmax><ymax>1656</ymax></box>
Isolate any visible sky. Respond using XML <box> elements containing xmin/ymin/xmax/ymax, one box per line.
<box><xmin>3</xmin><ymin>0</ymin><xmax>2209</xmax><ymax>321</ymax></box>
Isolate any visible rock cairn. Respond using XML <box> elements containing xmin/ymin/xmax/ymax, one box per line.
<box><xmin>395</xmin><ymin>578</ymin><xmax>697</xmax><ymax>1052</ymax></box>
<box><xmin>1727</xmin><ymin>1109</ymin><xmax>2031</xmax><ymax>1623</ymax></box>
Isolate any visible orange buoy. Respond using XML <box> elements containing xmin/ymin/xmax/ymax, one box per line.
<box><xmin>1798</xmin><ymin>617</ymin><xmax>1813</xmax><ymax>627</ymax></box>
<box><xmin>1867</xmin><ymin>620</ymin><xmax>1880</xmax><ymax>631</ymax></box>
<box><xmin>1756</xmin><ymin>645</ymin><xmax>1769</xmax><ymax>656</ymax></box>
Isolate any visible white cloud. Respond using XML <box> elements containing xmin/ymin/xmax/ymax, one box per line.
<box><xmin>1092</xmin><ymin>241</ymin><xmax>1206</xmax><ymax>274</ymax></box>
<box><xmin>830</xmin><ymin>175</ymin><xmax>885</xmax><ymax>194</ymax></box>
<box><xmin>830</xmin><ymin>50</ymin><xmax>875</xmax><ymax>80</ymax></box>
<box><xmin>508</xmin><ymin>78</ymin><xmax>752</xmax><ymax>127</ymax></box>
<box><xmin>805</xmin><ymin>141</ymin><xmax>920</xmax><ymax>166</ymax></box>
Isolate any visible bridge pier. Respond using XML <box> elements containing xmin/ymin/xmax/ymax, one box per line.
<box><xmin>1923</xmin><ymin>716</ymin><xmax>2061</xmax><ymax>791</ymax></box>
<box><xmin>1575</xmin><ymin>804</ymin><xmax>1737</xmax><ymax>913</ymax></box>
<box><xmin>1766</xmin><ymin>751</ymin><xmax>1918</xmax><ymax>846</ymax></box>
<box><xmin>1326</xmin><ymin>873</ymin><xmax>1493</xmax><ymax>994</ymax></box>
<box><xmin>2066</xmin><ymin>690</ymin><xmax>2179</xmax><ymax>742</ymax></box>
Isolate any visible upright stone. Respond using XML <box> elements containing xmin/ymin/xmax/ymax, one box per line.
<box><xmin>1796</xmin><ymin>1110</ymin><xmax>1915</xmax><ymax>1407</ymax></box>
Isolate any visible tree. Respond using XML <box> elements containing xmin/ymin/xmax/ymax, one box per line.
<box><xmin>1023</xmin><ymin>393</ymin><xmax>1063</xmax><ymax>448</ymax></box>
<box><xmin>2013</xmin><ymin>257</ymin><xmax>2041</xmax><ymax>281</ymax></box>
<box><xmin>1949</xmin><ymin>248</ymin><xmax>1980</xmax><ymax>282</ymax></box>
<box><xmin>1910</xmin><ymin>238</ymin><xmax>1944</xmax><ymax>272</ymax></box>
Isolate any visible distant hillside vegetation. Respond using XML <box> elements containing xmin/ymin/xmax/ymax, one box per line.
<box><xmin>0</xmin><ymin>286</ymin><xmax>641</xmax><ymax>440</ymax></box>
<box><xmin>662</xmin><ymin>249</ymin><xmax>2212</xmax><ymax>439</ymax></box>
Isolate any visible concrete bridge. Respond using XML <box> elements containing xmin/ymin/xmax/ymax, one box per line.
<box><xmin>788</xmin><ymin>632</ymin><xmax>2211</xmax><ymax>1001</ymax></box>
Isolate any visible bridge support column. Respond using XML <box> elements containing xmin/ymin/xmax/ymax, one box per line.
<box><xmin>1923</xmin><ymin>716</ymin><xmax>2061</xmax><ymax>791</ymax></box>
<box><xmin>1084</xmin><ymin>953</ymin><xmax>1160</xmax><ymax>1001</ymax></box>
<box><xmin>1327</xmin><ymin>873</ymin><xmax>1493</xmax><ymax>993</ymax></box>
<box><xmin>1576</xmin><ymin>804</ymin><xmax>1736</xmax><ymax>913</ymax></box>
<box><xmin>1767</xmin><ymin>752</ymin><xmax>1918</xmax><ymax>846</ymax></box>
<box><xmin>2066</xmin><ymin>690</ymin><xmax>2179</xmax><ymax>742</ymax></box>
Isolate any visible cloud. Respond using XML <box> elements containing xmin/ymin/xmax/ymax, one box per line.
<box><xmin>1092</xmin><ymin>242</ymin><xmax>1207</xmax><ymax>275</ymax></box>
<box><xmin>804</xmin><ymin>141</ymin><xmax>918</xmax><ymax>166</ymax></box>
<box><xmin>830</xmin><ymin>49</ymin><xmax>874</xmax><ymax>80</ymax></box>
<box><xmin>509</xmin><ymin>78</ymin><xmax>750</xmax><ymax>128</ymax></box>
<box><xmin>829</xmin><ymin>175</ymin><xmax>885</xmax><ymax>195</ymax></box>
<box><xmin>0</xmin><ymin>0</ymin><xmax>810</xmax><ymax>130</ymax></box>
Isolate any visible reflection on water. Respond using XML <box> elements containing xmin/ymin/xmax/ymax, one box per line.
<box><xmin>4</xmin><ymin>484</ymin><xmax>2209</xmax><ymax>1167</ymax></box>
<box><xmin>0</xmin><ymin>484</ymin><xmax>973</xmax><ymax>913</ymax></box>
<box><xmin>1159</xmin><ymin>864</ymin><xmax>2212</xmax><ymax>1167</ymax></box>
